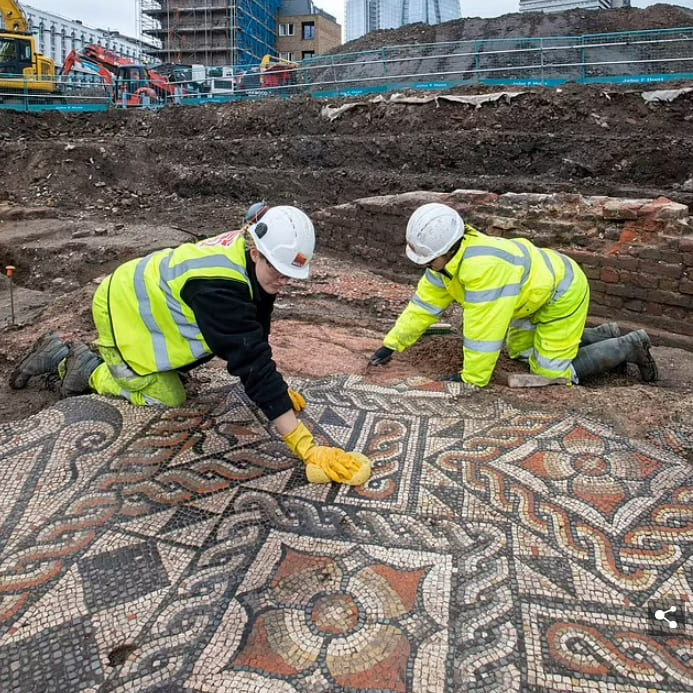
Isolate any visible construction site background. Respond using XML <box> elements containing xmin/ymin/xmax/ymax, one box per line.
<box><xmin>0</xmin><ymin>3</ymin><xmax>692</xmax><ymax>450</ymax></box>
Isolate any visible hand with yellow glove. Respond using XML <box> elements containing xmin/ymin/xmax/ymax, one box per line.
<box><xmin>287</xmin><ymin>389</ymin><xmax>306</xmax><ymax>412</ymax></box>
<box><xmin>283</xmin><ymin>421</ymin><xmax>371</xmax><ymax>486</ymax></box>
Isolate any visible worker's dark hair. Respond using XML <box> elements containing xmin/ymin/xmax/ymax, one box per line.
<box><xmin>446</xmin><ymin>239</ymin><xmax>462</xmax><ymax>259</ymax></box>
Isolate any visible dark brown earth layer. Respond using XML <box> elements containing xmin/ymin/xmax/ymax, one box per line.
<box><xmin>0</xmin><ymin>5</ymin><xmax>691</xmax><ymax>460</ymax></box>
<box><xmin>2</xmin><ymin>83</ymin><xmax>693</xmax><ymax>232</ymax></box>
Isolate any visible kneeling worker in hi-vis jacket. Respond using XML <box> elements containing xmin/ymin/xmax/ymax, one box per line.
<box><xmin>10</xmin><ymin>203</ymin><xmax>371</xmax><ymax>486</ymax></box>
<box><xmin>370</xmin><ymin>202</ymin><xmax>658</xmax><ymax>389</ymax></box>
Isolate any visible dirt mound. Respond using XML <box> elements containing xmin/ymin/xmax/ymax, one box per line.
<box><xmin>1</xmin><ymin>84</ymin><xmax>692</xmax><ymax>231</ymax></box>
<box><xmin>1</xmin><ymin>8</ymin><xmax>693</xmax><ymax>455</ymax></box>
<box><xmin>335</xmin><ymin>4</ymin><xmax>693</xmax><ymax>54</ymax></box>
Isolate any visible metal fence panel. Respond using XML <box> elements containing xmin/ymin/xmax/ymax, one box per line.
<box><xmin>1</xmin><ymin>27</ymin><xmax>692</xmax><ymax>111</ymax></box>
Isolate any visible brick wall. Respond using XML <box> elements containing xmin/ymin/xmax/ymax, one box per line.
<box><xmin>314</xmin><ymin>190</ymin><xmax>693</xmax><ymax>350</ymax></box>
<box><xmin>277</xmin><ymin>14</ymin><xmax>341</xmax><ymax>59</ymax></box>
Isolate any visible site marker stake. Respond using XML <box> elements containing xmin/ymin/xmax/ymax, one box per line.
<box><xmin>5</xmin><ymin>265</ymin><xmax>16</xmax><ymax>326</ymax></box>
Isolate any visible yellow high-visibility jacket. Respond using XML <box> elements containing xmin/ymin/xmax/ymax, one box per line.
<box><xmin>383</xmin><ymin>225</ymin><xmax>582</xmax><ymax>387</ymax></box>
<box><xmin>106</xmin><ymin>231</ymin><xmax>252</xmax><ymax>375</ymax></box>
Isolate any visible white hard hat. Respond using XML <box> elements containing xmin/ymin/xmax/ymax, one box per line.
<box><xmin>405</xmin><ymin>203</ymin><xmax>465</xmax><ymax>264</ymax></box>
<box><xmin>249</xmin><ymin>205</ymin><xmax>315</xmax><ymax>279</ymax></box>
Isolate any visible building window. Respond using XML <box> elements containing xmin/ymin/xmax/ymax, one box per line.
<box><xmin>302</xmin><ymin>51</ymin><xmax>314</xmax><ymax>59</ymax></box>
<box><xmin>302</xmin><ymin>22</ymin><xmax>315</xmax><ymax>40</ymax></box>
<box><xmin>280</xmin><ymin>52</ymin><xmax>295</xmax><ymax>61</ymax></box>
<box><xmin>279</xmin><ymin>23</ymin><xmax>294</xmax><ymax>37</ymax></box>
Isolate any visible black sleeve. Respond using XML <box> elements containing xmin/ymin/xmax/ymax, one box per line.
<box><xmin>180</xmin><ymin>278</ymin><xmax>293</xmax><ymax>420</ymax></box>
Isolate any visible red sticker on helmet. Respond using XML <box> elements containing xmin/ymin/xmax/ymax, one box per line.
<box><xmin>292</xmin><ymin>253</ymin><xmax>308</xmax><ymax>267</ymax></box>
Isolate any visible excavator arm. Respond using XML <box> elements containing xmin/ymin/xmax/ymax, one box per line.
<box><xmin>0</xmin><ymin>0</ymin><xmax>28</xmax><ymax>33</ymax></box>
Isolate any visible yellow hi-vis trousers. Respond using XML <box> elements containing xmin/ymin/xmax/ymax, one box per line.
<box><xmin>505</xmin><ymin>258</ymin><xmax>590</xmax><ymax>382</ymax></box>
<box><xmin>88</xmin><ymin>279</ymin><xmax>187</xmax><ymax>407</ymax></box>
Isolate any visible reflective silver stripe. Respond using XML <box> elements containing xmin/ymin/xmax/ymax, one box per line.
<box><xmin>163</xmin><ymin>254</ymin><xmax>248</xmax><ymax>283</ymax></box>
<box><xmin>464</xmin><ymin>241</ymin><xmax>531</xmax><ymax>304</ymax></box>
<box><xmin>570</xmin><ymin>363</ymin><xmax>579</xmax><ymax>384</ymax></box>
<box><xmin>551</xmin><ymin>254</ymin><xmax>575</xmax><ymax>303</ymax></box>
<box><xmin>538</xmin><ymin>248</ymin><xmax>556</xmax><ymax>285</ymax></box>
<box><xmin>120</xmin><ymin>389</ymin><xmax>164</xmax><ymax>406</ymax></box>
<box><xmin>109</xmin><ymin>362</ymin><xmax>140</xmax><ymax>380</ymax></box>
<box><xmin>133</xmin><ymin>253</ymin><xmax>170</xmax><ymax>371</ymax></box>
<box><xmin>160</xmin><ymin>254</ymin><xmax>232</xmax><ymax>360</ymax></box>
<box><xmin>161</xmin><ymin>284</ymin><xmax>207</xmax><ymax>359</ymax></box>
<box><xmin>134</xmin><ymin>252</ymin><xmax>250</xmax><ymax>371</ymax></box>
<box><xmin>509</xmin><ymin>318</ymin><xmax>535</xmax><ymax>332</ymax></box>
<box><xmin>425</xmin><ymin>268</ymin><xmax>446</xmax><ymax>289</ymax></box>
<box><xmin>515</xmin><ymin>349</ymin><xmax>532</xmax><ymax>362</ymax></box>
<box><xmin>464</xmin><ymin>337</ymin><xmax>505</xmax><ymax>353</ymax></box>
<box><xmin>142</xmin><ymin>393</ymin><xmax>165</xmax><ymax>406</ymax></box>
<box><xmin>411</xmin><ymin>294</ymin><xmax>444</xmax><ymax>317</ymax></box>
<box><xmin>534</xmin><ymin>351</ymin><xmax>572</xmax><ymax>373</ymax></box>
<box><xmin>466</xmin><ymin>283</ymin><xmax>522</xmax><ymax>303</ymax></box>
<box><xmin>510</xmin><ymin>241</ymin><xmax>532</xmax><ymax>288</ymax></box>
<box><xmin>465</xmin><ymin>244</ymin><xmax>527</xmax><ymax>267</ymax></box>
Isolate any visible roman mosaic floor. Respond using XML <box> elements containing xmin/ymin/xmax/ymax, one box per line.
<box><xmin>0</xmin><ymin>374</ymin><xmax>691</xmax><ymax>693</ymax></box>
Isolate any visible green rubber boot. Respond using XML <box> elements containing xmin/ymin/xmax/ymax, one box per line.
<box><xmin>9</xmin><ymin>331</ymin><xmax>70</xmax><ymax>389</ymax></box>
<box><xmin>580</xmin><ymin>322</ymin><xmax>621</xmax><ymax>346</ymax></box>
<box><xmin>60</xmin><ymin>343</ymin><xmax>103</xmax><ymax>398</ymax></box>
<box><xmin>573</xmin><ymin>329</ymin><xmax>658</xmax><ymax>383</ymax></box>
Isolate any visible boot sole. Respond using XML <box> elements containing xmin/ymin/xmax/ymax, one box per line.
<box><xmin>632</xmin><ymin>330</ymin><xmax>658</xmax><ymax>382</ymax></box>
<box><xmin>9</xmin><ymin>332</ymin><xmax>68</xmax><ymax>390</ymax></box>
<box><xmin>640</xmin><ymin>352</ymin><xmax>659</xmax><ymax>382</ymax></box>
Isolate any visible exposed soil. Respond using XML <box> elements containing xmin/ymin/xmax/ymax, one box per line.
<box><xmin>336</xmin><ymin>4</ymin><xmax>693</xmax><ymax>54</ymax></box>
<box><xmin>0</xmin><ymin>5</ymin><xmax>692</xmax><ymax>461</ymax></box>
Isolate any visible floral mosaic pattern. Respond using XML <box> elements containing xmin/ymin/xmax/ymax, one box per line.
<box><xmin>0</xmin><ymin>374</ymin><xmax>691</xmax><ymax>693</ymax></box>
<box><xmin>193</xmin><ymin>533</ymin><xmax>451</xmax><ymax>692</ymax></box>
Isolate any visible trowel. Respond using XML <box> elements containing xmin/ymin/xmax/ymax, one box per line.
<box><xmin>507</xmin><ymin>373</ymin><xmax>571</xmax><ymax>388</ymax></box>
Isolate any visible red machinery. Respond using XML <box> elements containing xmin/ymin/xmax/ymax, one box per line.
<box><xmin>259</xmin><ymin>55</ymin><xmax>298</xmax><ymax>89</ymax></box>
<box><xmin>61</xmin><ymin>44</ymin><xmax>177</xmax><ymax>107</ymax></box>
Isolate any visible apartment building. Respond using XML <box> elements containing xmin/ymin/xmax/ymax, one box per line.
<box><xmin>19</xmin><ymin>3</ymin><xmax>147</xmax><ymax>68</ymax></box>
<box><xmin>141</xmin><ymin>0</ymin><xmax>281</xmax><ymax>66</ymax></box>
<box><xmin>276</xmin><ymin>0</ymin><xmax>341</xmax><ymax>62</ymax></box>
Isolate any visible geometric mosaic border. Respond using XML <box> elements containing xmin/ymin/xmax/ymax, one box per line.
<box><xmin>0</xmin><ymin>374</ymin><xmax>691</xmax><ymax>692</ymax></box>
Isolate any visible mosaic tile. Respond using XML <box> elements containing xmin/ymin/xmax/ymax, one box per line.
<box><xmin>79</xmin><ymin>541</ymin><xmax>170</xmax><ymax>610</ymax></box>
<box><xmin>0</xmin><ymin>617</ymin><xmax>102</xmax><ymax>692</ymax></box>
<box><xmin>0</xmin><ymin>374</ymin><xmax>691</xmax><ymax>692</ymax></box>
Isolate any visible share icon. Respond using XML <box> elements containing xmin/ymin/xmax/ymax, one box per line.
<box><xmin>654</xmin><ymin>606</ymin><xmax>678</xmax><ymax>629</ymax></box>
<box><xmin>648</xmin><ymin>600</ymin><xmax>686</xmax><ymax>636</ymax></box>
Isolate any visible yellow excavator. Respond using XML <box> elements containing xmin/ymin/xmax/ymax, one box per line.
<box><xmin>0</xmin><ymin>0</ymin><xmax>56</xmax><ymax>99</ymax></box>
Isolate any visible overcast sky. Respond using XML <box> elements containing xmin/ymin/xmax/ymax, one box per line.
<box><xmin>21</xmin><ymin>1</ymin><xmax>691</xmax><ymax>38</ymax></box>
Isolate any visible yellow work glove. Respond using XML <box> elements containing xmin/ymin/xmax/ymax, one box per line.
<box><xmin>288</xmin><ymin>389</ymin><xmax>306</xmax><ymax>412</ymax></box>
<box><xmin>283</xmin><ymin>422</ymin><xmax>372</xmax><ymax>486</ymax></box>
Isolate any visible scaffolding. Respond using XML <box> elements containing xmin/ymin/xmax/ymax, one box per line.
<box><xmin>138</xmin><ymin>0</ymin><xmax>280</xmax><ymax>67</ymax></box>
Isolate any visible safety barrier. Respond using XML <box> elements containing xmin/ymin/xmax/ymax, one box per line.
<box><xmin>1</xmin><ymin>25</ymin><xmax>692</xmax><ymax>112</ymax></box>
<box><xmin>299</xmin><ymin>26</ymin><xmax>693</xmax><ymax>98</ymax></box>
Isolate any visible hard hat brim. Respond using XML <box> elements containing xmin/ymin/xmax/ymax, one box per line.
<box><xmin>273</xmin><ymin>260</ymin><xmax>310</xmax><ymax>280</ymax></box>
<box><xmin>253</xmin><ymin>233</ymin><xmax>311</xmax><ymax>279</ymax></box>
<box><xmin>406</xmin><ymin>244</ymin><xmax>433</xmax><ymax>265</ymax></box>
